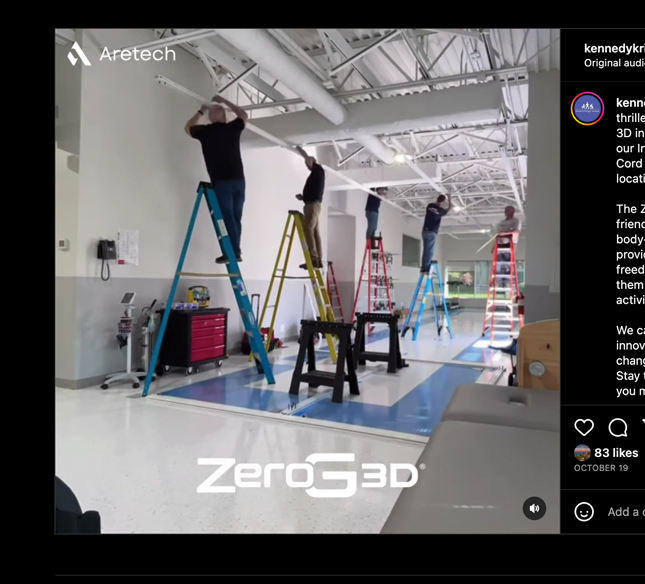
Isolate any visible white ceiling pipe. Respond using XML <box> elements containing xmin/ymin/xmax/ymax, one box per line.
<box><xmin>354</xmin><ymin>135</ymin><xmax>395</xmax><ymax>165</ymax></box>
<box><xmin>215</xmin><ymin>29</ymin><xmax>346</xmax><ymax>125</ymax></box>
<box><xmin>215</xmin><ymin>29</ymin><xmax>395</xmax><ymax>165</ymax></box>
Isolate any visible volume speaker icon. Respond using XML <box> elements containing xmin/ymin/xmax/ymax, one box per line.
<box><xmin>523</xmin><ymin>497</ymin><xmax>546</xmax><ymax>520</ymax></box>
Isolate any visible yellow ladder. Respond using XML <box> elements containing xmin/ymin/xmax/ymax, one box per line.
<box><xmin>256</xmin><ymin>211</ymin><xmax>338</xmax><ymax>362</ymax></box>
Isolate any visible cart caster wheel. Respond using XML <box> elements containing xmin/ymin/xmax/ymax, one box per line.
<box><xmin>100</xmin><ymin>384</ymin><xmax>109</xmax><ymax>390</ymax></box>
<box><xmin>215</xmin><ymin>360</ymin><xmax>223</xmax><ymax>368</ymax></box>
<box><xmin>194</xmin><ymin>367</ymin><xmax>200</xmax><ymax>374</ymax></box>
<box><xmin>151</xmin><ymin>376</ymin><xmax>156</xmax><ymax>382</ymax></box>
<box><xmin>155</xmin><ymin>365</ymin><xmax>164</xmax><ymax>376</ymax></box>
<box><xmin>133</xmin><ymin>383</ymin><xmax>140</xmax><ymax>389</ymax></box>
<box><xmin>186</xmin><ymin>367</ymin><xmax>193</xmax><ymax>375</ymax></box>
<box><xmin>508</xmin><ymin>373</ymin><xmax>515</xmax><ymax>386</ymax></box>
<box><xmin>164</xmin><ymin>365</ymin><xmax>170</xmax><ymax>372</ymax></box>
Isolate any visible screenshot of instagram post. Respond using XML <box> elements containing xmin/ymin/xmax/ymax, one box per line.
<box><xmin>54</xmin><ymin>26</ymin><xmax>643</xmax><ymax>576</ymax></box>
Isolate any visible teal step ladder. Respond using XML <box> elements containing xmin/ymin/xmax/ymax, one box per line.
<box><xmin>141</xmin><ymin>182</ymin><xmax>275</xmax><ymax>396</ymax></box>
<box><xmin>401</xmin><ymin>261</ymin><xmax>453</xmax><ymax>340</ymax></box>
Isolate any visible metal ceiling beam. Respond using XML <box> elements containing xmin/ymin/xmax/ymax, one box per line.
<box><xmin>195</xmin><ymin>47</ymin><xmax>220</xmax><ymax>88</ymax></box>
<box><xmin>217</xmin><ymin>64</ymin><xmax>258</xmax><ymax>94</ymax></box>
<box><xmin>306</xmin><ymin>29</ymin><xmax>434</xmax><ymax>57</ymax></box>
<box><xmin>242</xmin><ymin>66</ymin><xmax>527</xmax><ymax>111</ymax></box>
<box><xmin>268</xmin><ymin>29</ymin><xmax>329</xmax><ymax>81</ymax></box>
<box><xmin>193</xmin><ymin>38</ymin><xmax>290</xmax><ymax>106</ymax></box>
<box><xmin>423</xmin><ymin>28</ymin><xmax>482</xmax><ymax>39</ymax></box>
<box><xmin>519</xmin><ymin>32</ymin><xmax>560</xmax><ymax>68</ymax></box>
<box><xmin>330</xmin><ymin>30</ymin><xmax>402</xmax><ymax>75</ymax></box>
<box><xmin>400</xmin><ymin>29</ymin><xmax>431</xmax><ymax>78</ymax></box>
<box><xmin>442</xmin><ymin>165</ymin><xmax>475</xmax><ymax>182</ymax></box>
<box><xmin>322</xmin><ymin>29</ymin><xmax>386</xmax><ymax>89</ymax></box>
<box><xmin>415</xmin><ymin>136</ymin><xmax>458</xmax><ymax>159</ymax></box>
<box><xmin>459</xmin><ymin>132</ymin><xmax>505</xmax><ymax>146</ymax></box>
<box><xmin>390</xmin><ymin>138</ymin><xmax>446</xmax><ymax>194</ymax></box>
<box><xmin>338</xmin><ymin>146</ymin><xmax>365</xmax><ymax>166</ymax></box>
<box><xmin>121</xmin><ymin>29</ymin><xmax>218</xmax><ymax>51</ymax></box>
<box><xmin>498</xmin><ymin>147</ymin><xmax>524</xmax><ymax>213</ymax></box>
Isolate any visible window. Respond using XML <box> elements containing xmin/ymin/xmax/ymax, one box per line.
<box><xmin>402</xmin><ymin>235</ymin><xmax>420</xmax><ymax>268</ymax></box>
<box><xmin>446</xmin><ymin>260</ymin><xmax>525</xmax><ymax>298</ymax></box>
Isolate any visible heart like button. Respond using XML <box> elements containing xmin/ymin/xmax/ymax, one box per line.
<box><xmin>575</xmin><ymin>419</ymin><xmax>594</xmax><ymax>436</ymax></box>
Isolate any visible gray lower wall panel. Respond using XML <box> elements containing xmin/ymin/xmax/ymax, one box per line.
<box><xmin>525</xmin><ymin>285</ymin><xmax>560</xmax><ymax>323</ymax></box>
<box><xmin>57</xmin><ymin>276</ymin><xmax>315</xmax><ymax>389</ymax></box>
<box><xmin>55</xmin><ymin>277</ymin><xmax>79</xmax><ymax>381</ymax></box>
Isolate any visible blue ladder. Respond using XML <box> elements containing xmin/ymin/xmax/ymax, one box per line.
<box><xmin>141</xmin><ymin>182</ymin><xmax>275</xmax><ymax>396</ymax></box>
<box><xmin>401</xmin><ymin>261</ymin><xmax>453</xmax><ymax>340</ymax></box>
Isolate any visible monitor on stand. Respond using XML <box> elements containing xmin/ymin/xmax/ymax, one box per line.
<box><xmin>120</xmin><ymin>292</ymin><xmax>136</xmax><ymax>305</ymax></box>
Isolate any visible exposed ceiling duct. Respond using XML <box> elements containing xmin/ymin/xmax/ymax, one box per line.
<box><xmin>214</xmin><ymin>29</ymin><xmax>396</xmax><ymax>164</ymax></box>
<box><xmin>239</xmin><ymin>81</ymin><xmax>503</xmax><ymax>149</ymax></box>
<box><xmin>325</xmin><ymin>161</ymin><xmax>440</xmax><ymax>191</ymax></box>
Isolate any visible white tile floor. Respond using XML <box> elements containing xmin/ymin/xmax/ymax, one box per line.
<box><xmin>55</xmin><ymin>310</ymin><xmax>509</xmax><ymax>533</ymax></box>
<box><xmin>55</xmin><ymin>386</ymin><xmax>424</xmax><ymax>533</ymax></box>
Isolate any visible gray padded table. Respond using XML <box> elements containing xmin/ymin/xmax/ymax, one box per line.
<box><xmin>381</xmin><ymin>421</ymin><xmax>559</xmax><ymax>533</ymax></box>
<box><xmin>441</xmin><ymin>384</ymin><xmax>559</xmax><ymax>432</ymax></box>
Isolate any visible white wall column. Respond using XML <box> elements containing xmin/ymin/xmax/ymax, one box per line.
<box><xmin>525</xmin><ymin>71</ymin><xmax>560</xmax><ymax>322</ymax></box>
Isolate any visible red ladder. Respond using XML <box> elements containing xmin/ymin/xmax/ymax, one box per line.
<box><xmin>326</xmin><ymin>261</ymin><xmax>345</xmax><ymax>322</ymax></box>
<box><xmin>482</xmin><ymin>232</ymin><xmax>523</xmax><ymax>341</ymax></box>
<box><xmin>351</xmin><ymin>237</ymin><xmax>393</xmax><ymax>335</ymax></box>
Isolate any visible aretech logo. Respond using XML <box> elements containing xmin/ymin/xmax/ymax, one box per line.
<box><xmin>571</xmin><ymin>92</ymin><xmax>605</xmax><ymax>125</ymax></box>
<box><xmin>67</xmin><ymin>42</ymin><xmax>91</xmax><ymax>66</ymax></box>
<box><xmin>66</xmin><ymin>41</ymin><xmax>176</xmax><ymax>66</ymax></box>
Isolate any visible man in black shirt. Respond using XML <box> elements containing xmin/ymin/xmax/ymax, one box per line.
<box><xmin>185</xmin><ymin>95</ymin><xmax>248</xmax><ymax>264</ymax></box>
<box><xmin>365</xmin><ymin>186</ymin><xmax>387</xmax><ymax>247</ymax></box>
<box><xmin>295</xmin><ymin>155</ymin><xmax>325</xmax><ymax>269</ymax></box>
<box><xmin>421</xmin><ymin>193</ymin><xmax>451</xmax><ymax>273</ymax></box>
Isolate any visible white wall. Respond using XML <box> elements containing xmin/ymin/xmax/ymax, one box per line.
<box><xmin>55</xmin><ymin>43</ymin><xmax>82</xmax><ymax>155</ymax></box>
<box><xmin>327</xmin><ymin>213</ymin><xmax>357</xmax><ymax>316</ymax></box>
<box><xmin>56</xmin><ymin>148</ymin><xmax>80</xmax><ymax>277</ymax></box>
<box><xmin>525</xmin><ymin>71</ymin><xmax>560</xmax><ymax>321</ymax></box>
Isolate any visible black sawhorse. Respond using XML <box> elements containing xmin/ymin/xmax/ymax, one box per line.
<box><xmin>289</xmin><ymin>319</ymin><xmax>359</xmax><ymax>404</ymax></box>
<box><xmin>354</xmin><ymin>312</ymin><xmax>408</xmax><ymax>373</ymax></box>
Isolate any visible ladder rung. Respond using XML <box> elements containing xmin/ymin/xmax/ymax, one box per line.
<box><xmin>283</xmin><ymin>276</ymin><xmax>310</xmax><ymax>280</ymax></box>
<box><xmin>178</xmin><ymin>272</ymin><xmax>239</xmax><ymax>278</ymax></box>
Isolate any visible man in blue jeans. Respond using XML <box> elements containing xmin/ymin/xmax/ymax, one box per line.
<box><xmin>421</xmin><ymin>193</ymin><xmax>451</xmax><ymax>273</ymax></box>
<box><xmin>365</xmin><ymin>186</ymin><xmax>388</xmax><ymax>248</ymax></box>
<box><xmin>185</xmin><ymin>95</ymin><xmax>248</xmax><ymax>264</ymax></box>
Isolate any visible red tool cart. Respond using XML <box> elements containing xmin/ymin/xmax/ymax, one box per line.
<box><xmin>154</xmin><ymin>308</ymin><xmax>229</xmax><ymax>376</ymax></box>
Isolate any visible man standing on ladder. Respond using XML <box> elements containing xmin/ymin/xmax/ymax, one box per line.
<box><xmin>295</xmin><ymin>155</ymin><xmax>325</xmax><ymax>269</ymax></box>
<box><xmin>495</xmin><ymin>205</ymin><xmax>521</xmax><ymax>238</ymax></box>
<box><xmin>184</xmin><ymin>95</ymin><xmax>248</xmax><ymax>265</ymax></box>
<box><xmin>365</xmin><ymin>186</ymin><xmax>388</xmax><ymax>248</ymax></box>
<box><xmin>420</xmin><ymin>193</ymin><xmax>452</xmax><ymax>274</ymax></box>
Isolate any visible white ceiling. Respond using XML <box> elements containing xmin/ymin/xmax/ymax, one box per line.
<box><xmin>56</xmin><ymin>28</ymin><xmax>560</xmax><ymax>234</ymax></box>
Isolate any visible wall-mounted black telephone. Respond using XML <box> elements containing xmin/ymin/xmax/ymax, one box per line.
<box><xmin>97</xmin><ymin>240</ymin><xmax>116</xmax><ymax>260</ymax></box>
<box><xmin>97</xmin><ymin>239</ymin><xmax>116</xmax><ymax>281</ymax></box>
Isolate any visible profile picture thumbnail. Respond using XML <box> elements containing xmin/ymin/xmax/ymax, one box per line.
<box><xmin>574</xmin><ymin>444</ymin><xmax>591</xmax><ymax>461</ymax></box>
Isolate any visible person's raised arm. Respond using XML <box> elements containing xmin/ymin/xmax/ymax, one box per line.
<box><xmin>212</xmin><ymin>95</ymin><xmax>248</xmax><ymax>124</ymax></box>
<box><xmin>445</xmin><ymin>192</ymin><xmax>452</xmax><ymax>211</ymax></box>
<box><xmin>184</xmin><ymin>105</ymin><xmax>207</xmax><ymax>136</ymax></box>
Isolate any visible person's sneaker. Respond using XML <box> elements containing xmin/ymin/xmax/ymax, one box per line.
<box><xmin>236</xmin><ymin>256</ymin><xmax>242</xmax><ymax>262</ymax></box>
<box><xmin>315</xmin><ymin>260</ymin><xmax>324</xmax><ymax>269</ymax></box>
<box><xmin>299</xmin><ymin>263</ymin><xmax>308</xmax><ymax>270</ymax></box>
<box><xmin>216</xmin><ymin>256</ymin><xmax>228</xmax><ymax>264</ymax></box>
